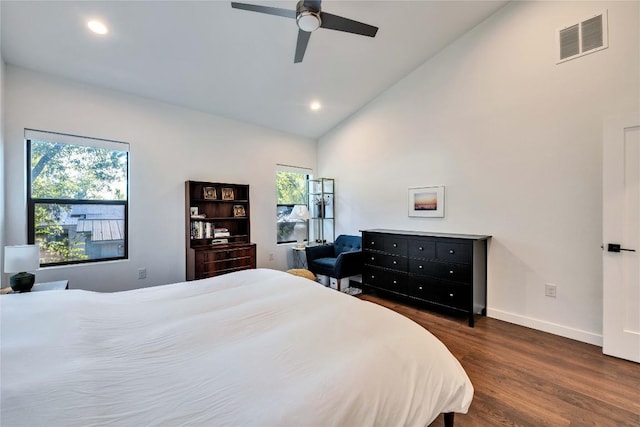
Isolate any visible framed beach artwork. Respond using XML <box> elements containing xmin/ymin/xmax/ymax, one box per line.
<box><xmin>408</xmin><ymin>186</ymin><xmax>445</xmax><ymax>218</ymax></box>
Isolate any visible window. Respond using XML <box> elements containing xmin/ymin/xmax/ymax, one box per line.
<box><xmin>276</xmin><ymin>166</ymin><xmax>311</xmax><ymax>244</ymax></box>
<box><xmin>26</xmin><ymin>129</ymin><xmax>129</xmax><ymax>266</ymax></box>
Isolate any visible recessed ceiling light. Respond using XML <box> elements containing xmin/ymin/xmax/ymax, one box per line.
<box><xmin>88</xmin><ymin>20</ymin><xmax>108</xmax><ymax>35</ymax></box>
<box><xmin>310</xmin><ymin>101</ymin><xmax>321</xmax><ymax>111</ymax></box>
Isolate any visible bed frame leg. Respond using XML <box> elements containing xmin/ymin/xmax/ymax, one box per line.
<box><xmin>444</xmin><ymin>412</ymin><xmax>454</xmax><ymax>427</ymax></box>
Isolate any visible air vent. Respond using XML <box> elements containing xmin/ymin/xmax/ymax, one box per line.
<box><xmin>557</xmin><ymin>10</ymin><xmax>608</xmax><ymax>63</ymax></box>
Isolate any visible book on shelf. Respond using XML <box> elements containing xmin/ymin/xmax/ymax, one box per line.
<box><xmin>210</xmin><ymin>238</ymin><xmax>229</xmax><ymax>244</ymax></box>
<box><xmin>190</xmin><ymin>221</ymin><xmax>216</xmax><ymax>239</ymax></box>
<box><xmin>190</xmin><ymin>221</ymin><xmax>203</xmax><ymax>239</ymax></box>
<box><xmin>214</xmin><ymin>227</ymin><xmax>230</xmax><ymax>238</ymax></box>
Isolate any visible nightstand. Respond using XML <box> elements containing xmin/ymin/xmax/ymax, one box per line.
<box><xmin>1</xmin><ymin>280</ymin><xmax>69</xmax><ymax>294</ymax></box>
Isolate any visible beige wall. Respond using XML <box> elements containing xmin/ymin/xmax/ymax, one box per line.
<box><xmin>318</xmin><ymin>1</ymin><xmax>640</xmax><ymax>344</ymax></box>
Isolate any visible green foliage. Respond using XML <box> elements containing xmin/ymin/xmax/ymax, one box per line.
<box><xmin>34</xmin><ymin>204</ymin><xmax>88</xmax><ymax>263</ymax></box>
<box><xmin>30</xmin><ymin>139</ymin><xmax>127</xmax><ymax>263</ymax></box>
<box><xmin>276</xmin><ymin>171</ymin><xmax>308</xmax><ymax>243</ymax></box>
<box><xmin>31</xmin><ymin>140</ymin><xmax>127</xmax><ymax>200</ymax></box>
<box><xmin>277</xmin><ymin>222</ymin><xmax>295</xmax><ymax>243</ymax></box>
<box><xmin>276</xmin><ymin>171</ymin><xmax>307</xmax><ymax>204</ymax></box>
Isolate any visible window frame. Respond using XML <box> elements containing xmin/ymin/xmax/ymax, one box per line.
<box><xmin>26</xmin><ymin>132</ymin><xmax>129</xmax><ymax>267</ymax></box>
<box><xmin>276</xmin><ymin>166</ymin><xmax>312</xmax><ymax>245</ymax></box>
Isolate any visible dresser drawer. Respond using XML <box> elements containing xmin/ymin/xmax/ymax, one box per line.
<box><xmin>194</xmin><ymin>245</ymin><xmax>256</xmax><ymax>279</ymax></box>
<box><xmin>384</xmin><ymin>237</ymin><xmax>408</xmax><ymax>256</ymax></box>
<box><xmin>363</xmin><ymin>267</ymin><xmax>385</xmax><ymax>287</ymax></box>
<box><xmin>363</xmin><ymin>268</ymin><xmax>408</xmax><ymax>294</ymax></box>
<box><xmin>363</xmin><ymin>233</ymin><xmax>386</xmax><ymax>251</ymax></box>
<box><xmin>408</xmin><ymin>277</ymin><xmax>470</xmax><ymax>310</ymax></box>
<box><xmin>201</xmin><ymin>247</ymin><xmax>253</xmax><ymax>261</ymax></box>
<box><xmin>408</xmin><ymin>239</ymin><xmax>436</xmax><ymax>259</ymax></box>
<box><xmin>435</xmin><ymin>241</ymin><xmax>472</xmax><ymax>264</ymax></box>
<box><xmin>409</xmin><ymin>259</ymin><xmax>472</xmax><ymax>283</ymax></box>
<box><xmin>366</xmin><ymin>252</ymin><xmax>407</xmax><ymax>270</ymax></box>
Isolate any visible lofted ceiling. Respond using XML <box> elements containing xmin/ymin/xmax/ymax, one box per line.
<box><xmin>1</xmin><ymin>1</ymin><xmax>508</xmax><ymax>139</ymax></box>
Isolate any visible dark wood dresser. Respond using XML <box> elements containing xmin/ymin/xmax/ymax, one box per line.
<box><xmin>361</xmin><ymin>229</ymin><xmax>490</xmax><ymax>326</ymax></box>
<box><xmin>191</xmin><ymin>243</ymin><xmax>256</xmax><ymax>279</ymax></box>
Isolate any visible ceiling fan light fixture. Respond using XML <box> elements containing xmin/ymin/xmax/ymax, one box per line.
<box><xmin>231</xmin><ymin>1</ymin><xmax>379</xmax><ymax>63</ymax></box>
<box><xmin>297</xmin><ymin>11</ymin><xmax>321</xmax><ymax>32</ymax></box>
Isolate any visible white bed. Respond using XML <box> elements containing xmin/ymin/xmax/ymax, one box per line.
<box><xmin>1</xmin><ymin>268</ymin><xmax>472</xmax><ymax>426</ymax></box>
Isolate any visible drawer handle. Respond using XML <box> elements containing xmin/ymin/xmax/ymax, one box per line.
<box><xmin>449</xmin><ymin>270</ymin><xmax>454</xmax><ymax>274</ymax></box>
<box><xmin>393</xmin><ymin>243</ymin><xmax>398</xmax><ymax>248</ymax></box>
<box><xmin>418</xmin><ymin>265</ymin><xmax>423</xmax><ymax>269</ymax></box>
<box><xmin>449</xmin><ymin>249</ymin><xmax>455</xmax><ymax>254</ymax></box>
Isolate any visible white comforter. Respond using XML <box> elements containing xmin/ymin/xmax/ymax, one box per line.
<box><xmin>1</xmin><ymin>268</ymin><xmax>472</xmax><ymax>426</ymax></box>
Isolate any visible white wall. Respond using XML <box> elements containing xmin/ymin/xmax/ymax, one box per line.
<box><xmin>1</xmin><ymin>56</ymin><xmax>5</xmax><ymax>263</ymax></box>
<box><xmin>318</xmin><ymin>1</ymin><xmax>640</xmax><ymax>345</ymax></box>
<box><xmin>4</xmin><ymin>66</ymin><xmax>316</xmax><ymax>291</ymax></box>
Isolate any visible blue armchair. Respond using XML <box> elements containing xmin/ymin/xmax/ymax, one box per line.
<box><xmin>306</xmin><ymin>235</ymin><xmax>363</xmax><ymax>291</ymax></box>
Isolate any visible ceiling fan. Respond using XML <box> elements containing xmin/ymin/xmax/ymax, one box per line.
<box><xmin>230</xmin><ymin>0</ymin><xmax>378</xmax><ymax>63</ymax></box>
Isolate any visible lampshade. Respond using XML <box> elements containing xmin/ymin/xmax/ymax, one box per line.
<box><xmin>288</xmin><ymin>205</ymin><xmax>310</xmax><ymax>221</ymax></box>
<box><xmin>4</xmin><ymin>245</ymin><xmax>40</xmax><ymax>273</ymax></box>
<box><xmin>288</xmin><ymin>205</ymin><xmax>310</xmax><ymax>248</ymax></box>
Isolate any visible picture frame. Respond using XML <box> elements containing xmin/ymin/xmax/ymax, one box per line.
<box><xmin>203</xmin><ymin>186</ymin><xmax>217</xmax><ymax>200</ymax></box>
<box><xmin>222</xmin><ymin>187</ymin><xmax>235</xmax><ymax>200</ymax></box>
<box><xmin>233</xmin><ymin>205</ymin><xmax>246</xmax><ymax>217</ymax></box>
<box><xmin>190</xmin><ymin>207</ymin><xmax>198</xmax><ymax>217</ymax></box>
<box><xmin>408</xmin><ymin>186</ymin><xmax>445</xmax><ymax>218</ymax></box>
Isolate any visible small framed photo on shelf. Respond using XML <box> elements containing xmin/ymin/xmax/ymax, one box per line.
<box><xmin>222</xmin><ymin>187</ymin><xmax>235</xmax><ymax>200</ymax></box>
<box><xmin>408</xmin><ymin>186</ymin><xmax>445</xmax><ymax>218</ymax></box>
<box><xmin>233</xmin><ymin>205</ymin><xmax>246</xmax><ymax>217</ymax></box>
<box><xmin>203</xmin><ymin>186</ymin><xmax>217</xmax><ymax>200</ymax></box>
<box><xmin>190</xmin><ymin>207</ymin><xmax>198</xmax><ymax>217</ymax></box>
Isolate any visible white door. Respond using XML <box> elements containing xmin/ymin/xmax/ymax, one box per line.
<box><xmin>603</xmin><ymin>112</ymin><xmax>640</xmax><ymax>363</ymax></box>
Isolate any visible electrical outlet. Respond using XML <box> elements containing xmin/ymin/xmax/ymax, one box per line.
<box><xmin>138</xmin><ymin>268</ymin><xmax>147</xmax><ymax>280</ymax></box>
<box><xmin>545</xmin><ymin>283</ymin><xmax>557</xmax><ymax>298</ymax></box>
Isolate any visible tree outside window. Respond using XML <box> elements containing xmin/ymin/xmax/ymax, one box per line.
<box><xmin>27</xmin><ymin>131</ymin><xmax>129</xmax><ymax>266</ymax></box>
<box><xmin>276</xmin><ymin>169</ymin><xmax>309</xmax><ymax>244</ymax></box>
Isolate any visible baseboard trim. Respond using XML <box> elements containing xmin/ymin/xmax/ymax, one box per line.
<box><xmin>486</xmin><ymin>308</ymin><xmax>603</xmax><ymax>347</ymax></box>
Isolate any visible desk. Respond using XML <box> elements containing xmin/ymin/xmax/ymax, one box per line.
<box><xmin>1</xmin><ymin>280</ymin><xmax>69</xmax><ymax>294</ymax></box>
<box><xmin>292</xmin><ymin>246</ymin><xmax>307</xmax><ymax>269</ymax></box>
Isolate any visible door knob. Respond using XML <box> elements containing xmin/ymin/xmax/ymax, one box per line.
<box><xmin>606</xmin><ymin>243</ymin><xmax>636</xmax><ymax>252</ymax></box>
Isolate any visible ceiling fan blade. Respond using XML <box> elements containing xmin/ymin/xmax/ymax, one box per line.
<box><xmin>303</xmin><ymin>0</ymin><xmax>322</xmax><ymax>11</ymax></box>
<box><xmin>294</xmin><ymin>29</ymin><xmax>312</xmax><ymax>63</ymax></box>
<box><xmin>230</xmin><ymin>2</ymin><xmax>296</xmax><ymax>19</ymax></box>
<box><xmin>320</xmin><ymin>12</ymin><xmax>378</xmax><ymax>37</ymax></box>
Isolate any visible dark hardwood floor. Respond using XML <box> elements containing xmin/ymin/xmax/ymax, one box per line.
<box><xmin>356</xmin><ymin>293</ymin><xmax>640</xmax><ymax>427</ymax></box>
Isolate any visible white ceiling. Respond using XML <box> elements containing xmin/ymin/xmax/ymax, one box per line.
<box><xmin>1</xmin><ymin>0</ymin><xmax>508</xmax><ymax>139</ymax></box>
